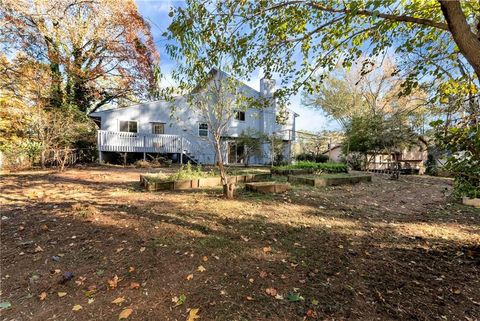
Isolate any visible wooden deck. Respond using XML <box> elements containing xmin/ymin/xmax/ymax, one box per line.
<box><xmin>98</xmin><ymin>130</ymin><xmax>188</xmax><ymax>154</ymax></box>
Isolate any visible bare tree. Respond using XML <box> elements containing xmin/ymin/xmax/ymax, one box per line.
<box><xmin>189</xmin><ymin>71</ymin><xmax>247</xmax><ymax>199</ymax></box>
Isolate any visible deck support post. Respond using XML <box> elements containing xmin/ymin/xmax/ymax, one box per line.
<box><xmin>180</xmin><ymin>138</ymin><xmax>184</xmax><ymax>164</ymax></box>
<box><xmin>98</xmin><ymin>151</ymin><xmax>103</xmax><ymax>164</ymax></box>
<box><xmin>143</xmin><ymin>152</ymin><xmax>146</xmax><ymax>161</ymax></box>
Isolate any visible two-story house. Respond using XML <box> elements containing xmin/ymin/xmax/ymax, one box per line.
<box><xmin>90</xmin><ymin>68</ymin><xmax>298</xmax><ymax>165</ymax></box>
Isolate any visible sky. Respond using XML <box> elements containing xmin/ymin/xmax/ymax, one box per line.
<box><xmin>135</xmin><ymin>0</ymin><xmax>338</xmax><ymax>133</ymax></box>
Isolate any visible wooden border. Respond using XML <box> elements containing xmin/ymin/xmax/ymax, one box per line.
<box><xmin>288</xmin><ymin>175</ymin><xmax>372</xmax><ymax>187</ymax></box>
<box><xmin>140</xmin><ymin>173</ymin><xmax>272</xmax><ymax>191</ymax></box>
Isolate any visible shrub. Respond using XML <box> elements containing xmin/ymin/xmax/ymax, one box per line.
<box><xmin>296</xmin><ymin>153</ymin><xmax>328</xmax><ymax>163</ymax></box>
<box><xmin>274</xmin><ymin>161</ymin><xmax>348</xmax><ymax>173</ymax></box>
<box><xmin>167</xmin><ymin>162</ymin><xmax>215</xmax><ymax>181</ymax></box>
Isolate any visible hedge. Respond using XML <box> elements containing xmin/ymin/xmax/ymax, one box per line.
<box><xmin>273</xmin><ymin>161</ymin><xmax>348</xmax><ymax>173</ymax></box>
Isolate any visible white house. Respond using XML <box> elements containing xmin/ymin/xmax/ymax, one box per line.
<box><xmin>90</xmin><ymin>68</ymin><xmax>298</xmax><ymax>165</ymax></box>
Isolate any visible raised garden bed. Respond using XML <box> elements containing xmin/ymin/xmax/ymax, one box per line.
<box><xmin>462</xmin><ymin>197</ymin><xmax>480</xmax><ymax>208</ymax></box>
<box><xmin>245</xmin><ymin>182</ymin><xmax>290</xmax><ymax>194</ymax></box>
<box><xmin>140</xmin><ymin>173</ymin><xmax>272</xmax><ymax>191</ymax></box>
<box><xmin>288</xmin><ymin>174</ymin><xmax>372</xmax><ymax>187</ymax></box>
<box><xmin>271</xmin><ymin>168</ymin><xmax>315</xmax><ymax>175</ymax></box>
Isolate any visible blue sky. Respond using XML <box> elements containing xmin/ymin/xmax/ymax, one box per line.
<box><xmin>136</xmin><ymin>0</ymin><xmax>337</xmax><ymax>133</ymax></box>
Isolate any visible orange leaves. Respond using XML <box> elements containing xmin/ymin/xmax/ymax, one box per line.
<box><xmin>119</xmin><ymin>308</ymin><xmax>133</xmax><ymax>319</ymax></box>
<box><xmin>265</xmin><ymin>287</ymin><xmax>277</xmax><ymax>297</ymax></box>
<box><xmin>39</xmin><ymin>292</ymin><xmax>47</xmax><ymax>301</ymax></box>
<box><xmin>112</xmin><ymin>297</ymin><xmax>126</xmax><ymax>305</ymax></box>
<box><xmin>129</xmin><ymin>282</ymin><xmax>140</xmax><ymax>290</ymax></box>
<box><xmin>108</xmin><ymin>275</ymin><xmax>120</xmax><ymax>289</ymax></box>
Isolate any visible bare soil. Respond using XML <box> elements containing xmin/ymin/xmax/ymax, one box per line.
<box><xmin>1</xmin><ymin>166</ymin><xmax>479</xmax><ymax>321</ymax></box>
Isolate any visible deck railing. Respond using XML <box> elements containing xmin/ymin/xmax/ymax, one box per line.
<box><xmin>97</xmin><ymin>130</ymin><xmax>184</xmax><ymax>154</ymax></box>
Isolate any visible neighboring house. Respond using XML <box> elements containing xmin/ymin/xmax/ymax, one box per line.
<box><xmin>322</xmin><ymin>138</ymin><xmax>428</xmax><ymax>174</ymax></box>
<box><xmin>321</xmin><ymin>144</ymin><xmax>343</xmax><ymax>162</ymax></box>
<box><xmin>90</xmin><ymin>68</ymin><xmax>298</xmax><ymax>165</ymax></box>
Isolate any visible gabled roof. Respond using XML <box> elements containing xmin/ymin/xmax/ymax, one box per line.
<box><xmin>89</xmin><ymin>68</ymin><xmax>300</xmax><ymax>117</ymax></box>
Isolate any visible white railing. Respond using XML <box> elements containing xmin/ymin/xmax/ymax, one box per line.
<box><xmin>97</xmin><ymin>130</ymin><xmax>217</xmax><ymax>164</ymax></box>
<box><xmin>97</xmin><ymin>130</ymin><xmax>183</xmax><ymax>154</ymax></box>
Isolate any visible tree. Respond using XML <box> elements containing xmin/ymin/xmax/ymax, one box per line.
<box><xmin>1</xmin><ymin>0</ymin><xmax>160</xmax><ymax>113</ymax></box>
<box><xmin>165</xmin><ymin>0</ymin><xmax>479</xmax><ymax>104</ymax></box>
<box><xmin>236</xmin><ymin>129</ymin><xmax>269</xmax><ymax>166</ymax></box>
<box><xmin>344</xmin><ymin>113</ymin><xmax>418</xmax><ymax>170</ymax></box>
<box><xmin>303</xmin><ymin>57</ymin><xmax>432</xmax><ymax>130</ymax></box>
<box><xmin>188</xmin><ymin>70</ymin><xmax>248</xmax><ymax>199</ymax></box>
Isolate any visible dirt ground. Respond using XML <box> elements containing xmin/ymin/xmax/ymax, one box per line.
<box><xmin>1</xmin><ymin>165</ymin><xmax>479</xmax><ymax>321</ymax></box>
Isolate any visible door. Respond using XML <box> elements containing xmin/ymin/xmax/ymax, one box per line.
<box><xmin>227</xmin><ymin>142</ymin><xmax>245</xmax><ymax>164</ymax></box>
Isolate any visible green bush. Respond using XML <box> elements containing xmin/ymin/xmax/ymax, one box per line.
<box><xmin>296</xmin><ymin>153</ymin><xmax>328</xmax><ymax>163</ymax></box>
<box><xmin>273</xmin><ymin>161</ymin><xmax>348</xmax><ymax>173</ymax></box>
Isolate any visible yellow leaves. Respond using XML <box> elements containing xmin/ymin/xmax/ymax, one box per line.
<box><xmin>57</xmin><ymin>292</ymin><xmax>67</xmax><ymax>297</ymax></box>
<box><xmin>111</xmin><ymin>297</ymin><xmax>125</xmax><ymax>305</ymax></box>
<box><xmin>186</xmin><ymin>274</ymin><xmax>194</xmax><ymax>281</ymax></box>
<box><xmin>39</xmin><ymin>292</ymin><xmax>47</xmax><ymax>301</ymax></box>
<box><xmin>197</xmin><ymin>265</ymin><xmax>206</xmax><ymax>272</ymax></box>
<box><xmin>186</xmin><ymin>308</ymin><xmax>200</xmax><ymax>321</ymax></box>
<box><xmin>262</xmin><ymin>246</ymin><xmax>272</xmax><ymax>254</ymax></box>
<box><xmin>202</xmin><ymin>256</ymin><xmax>208</xmax><ymax>262</ymax></box>
<box><xmin>119</xmin><ymin>308</ymin><xmax>133</xmax><ymax>319</ymax></box>
<box><xmin>108</xmin><ymin>275</ymin><xmax>120</xmax><ymax>289</ymax></box>
<box><xmin>72</xmin><ymin>304</ymin><xmax>82</xmax><ymax>311</ymax></box>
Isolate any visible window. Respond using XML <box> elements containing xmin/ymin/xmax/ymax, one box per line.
<box><xmin>119</xmin><ymin>120</ymin><xmax>137</xmax><ymax>133</ymax></box>
<box><xmin>234</xmin><ymin>110</ymin><xmax>246</xmax><ymax>121</ymax></box>
<box><xmin>198</xmin><ymin>123</ymin><xmax>208</xmax><ymax>137</ymax></box>
<box><xmin>152</xmin><ymin>122</ymin><xmax>165</xmax><ymax>134</ymax></box>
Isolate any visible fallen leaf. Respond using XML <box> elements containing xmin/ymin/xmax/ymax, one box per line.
<box><xmin>128</xmin><ymin>267</ymin><xmax>135</xmax><ymax>273</ymax></box>
<box><xmin>265</xmin><ymin>287</ymin><xmax>277</xmax><ymax>297</ymax></box>
<box><xmin>112</xmin><ymin>297</ymin><xmax>125</xmax><ymax>305</ymax></box>
<box><xmin>139</xmin><ymin>247</ymin><xmax>146</xmax><ymax>252</ymax></box>
<box><xmin>197</xmin><ymin>265</ymin><xmax>206</xmax><ymax>272</ymax></box>
<box><xmin>186</xmin><ymin>274</ymin><xmax>193</xmax><ymax>280</ymax></box>
<box><xmin>34</xmin><ymin>245</ymin><xmax>44</xmax><ymax>253</ymax></box>
<box><xmin>186</xmin><ymin>308</ymin><xmax>200</xmax><ymax>321</ymax></box>
<box><xmin>57</xmin><ymin>292</ymin><xmax>67</xmax><ymax>297</ymax></box>
<box><xmin>39</xmin><ymin>292</ymin><xmax>47</xmax><ymax>301</ymax></box>
<box><xmin>259</xmin><ymin>271</ymin><xmax>268</xmax><ymax>278</ymax></box>
<box><xmin>108</xmin><ymin>275</ymin><xmax>119</xmax><ymax>289</ymax></box>
<box><xmin>263</xmin><ymin>246</ymin><xmax>272</xmax><ymax>253</ymax></box>
<box><xmin>119</xmin><ymin>308</ymin><xmax>133</xmax><ymax>319</ymax></box>
<box><xmin>246</xmin><ymin>296</ymin><xmax>254</xmax><ymax>301</ymax></box>
<box><xmin>287</xmin><ymin>292</ymin><xmax>304</xmax><ymax>302</ymax></box>
<box><xmin>88</xmin><ymin>298</ymin><xmax>95</xmax><ymax>304</ymax></box>
<box><xmin>116</xmin><ymin>248</ymin><xmax>124</xmax><ymax>253</ymax></box>
<box><xmin>72</xmin><ymin>304</ymin><xmax>82</xmax><ymax>311</ymax></box>
<box><xmin>202</xmin><ymin>256</ymin><xmax>208</xmax><ymax>262</ymax></box>
<box><xmin>130</xmin><ymin>282</ymin><xmax>140</xmax><ymax>289</ymax></box>
<box><xmin>172</xmin><ymin>294</ymin><xmax>186</xmax><ymax>307</ymax></box>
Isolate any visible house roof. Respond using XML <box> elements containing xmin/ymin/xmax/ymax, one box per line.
<box><xmin>90</xmin><ymin>68</ymin><xmax>299</xmax><ymax>117</ymax></box>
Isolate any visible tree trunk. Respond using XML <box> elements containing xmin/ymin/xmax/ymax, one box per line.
<box><xmin>214</xmin><ymin>137</ymin><xmax>235</xmax><ymax>199</ymax></box>
<box><xmin>439</xmin><ymin>0</ymin><xmax>480</xmax><ymax>82</ymax></box>
<box><xmin>223</xmin><ymin>183</ymin><xmax>235</xmax><ymax>199</ymax></box>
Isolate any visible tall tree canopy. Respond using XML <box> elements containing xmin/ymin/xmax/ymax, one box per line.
<box><xmin>1</xmin><ymin>0</ymin><xmax>160</xmax><ymax>112</ymax></box>
<box><xmin>303</xmin><ymin>58</ymin><xmax>432</xmax><ymax>130</ymax></box>
<box><xmin>165</xmin><ymin>0</ymin><xmax>479</xmax><ymax>102</ymax></box>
